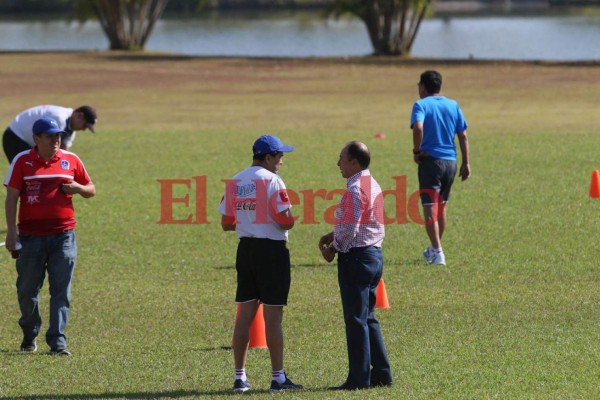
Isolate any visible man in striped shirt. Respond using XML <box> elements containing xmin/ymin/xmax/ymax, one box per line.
<box><xmin>4</xmin><ymin>117</ymin><xmax>95</xmax><ymax>356</ymax></box>
<box><xmin>319</xmin><ymin>141</ymin><xmax>392</xmax><ymax>390</ymax></box>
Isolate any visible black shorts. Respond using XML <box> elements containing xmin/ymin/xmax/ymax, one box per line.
<box><xmin>235</xmin><ymin>237</ymin><xmax>291</xmax><ymax>306</ymax></box>
<box><xmin>418</xmin><ymin>157</ymin><xmax>457</xmax><ymax>205</ymax></box>
<box><xmin>3</xmin><ymin>128</ymin><xmax>31</xmax><ymax>164</ymax></box>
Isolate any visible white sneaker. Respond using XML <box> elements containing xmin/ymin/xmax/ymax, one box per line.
<box><xmin>430</xmin><ymin>251</ymin><xmax>446</xmax><ymax>265</ymax></box>
<box><xmin>423</xmin><ymin>246</ymin><xmax>434</xmax><ymax>262</ymax></box>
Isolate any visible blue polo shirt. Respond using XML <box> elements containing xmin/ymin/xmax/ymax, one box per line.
<box><xmin>410</xmin><ymin>96</ymin><xmax>468</xmax><ymax>160</ymax></box>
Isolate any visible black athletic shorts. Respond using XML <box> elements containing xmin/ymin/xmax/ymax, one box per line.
<box><xmin>235</xmin><ymin>237</ymin><xmax>291</xmax><ymax>306</ymax></box>
<box><xmin>418</xmin><ymin>157</ymin><xmax>457</xmax><ymax>205</ymax></box>
<box><xmin>3</xmin><ymin>128</ymin><xmax>31</xmax><ymax>164</ymax></box>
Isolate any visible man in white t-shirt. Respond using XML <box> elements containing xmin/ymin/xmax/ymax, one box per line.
<box><xmin>218</xmin><ymin>135</ymin><xmax>303</xmax><ymax>394</ymax></box>
<box><xmin>3</xmin><ymin>105</ymin><xmax>97</xmax><ymax>163</ymax></box>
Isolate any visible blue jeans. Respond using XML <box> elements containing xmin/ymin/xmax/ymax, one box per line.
<box><xmin>16</xmin><ymin>230</ymin><xmax>77</xmax><ymax>349</ymax></box>
<box><xmin>337</xmin><ymin>246</ymin><xmax>392</xmax><ymax>387</ymax></box>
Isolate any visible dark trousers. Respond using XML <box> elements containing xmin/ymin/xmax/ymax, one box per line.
<box><xmin>3</xmin><ymin>127</ymin><xmax>31</xmax><ymax>164</ymax></box>
<box><xmin>337</xmin><ymin>246</ymin><xmax>392</xmax><ymax>387</ymax></box>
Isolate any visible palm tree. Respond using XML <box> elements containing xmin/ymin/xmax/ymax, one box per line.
<box><xmin>326</xmin><ymin>0</ymin><xmax>432</xmax><ymax>56</ymax></box>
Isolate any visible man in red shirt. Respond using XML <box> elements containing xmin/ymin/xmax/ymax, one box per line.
<box><xmin>4</xmin><ymin>117</ymin><xmax>96</xmax><ymax>356</ymax></box>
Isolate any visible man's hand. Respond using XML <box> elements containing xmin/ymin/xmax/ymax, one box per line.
<box><xmin>459</xmin><ymin>162</ymin><xmax>471</xmax><ymax>181</ymax></box>
<box><xmin>320</xmin><ymin>246</ymin><xmax>336</xmax><ymax>263</ymax></box>
<box><xmin>61</xmin><ymin>181</ymin><xmax>83</xmax><ymax>195</ymax></box>
<box><xmin>4</xmin><ymin>232</ymin><xmax>19</xmax><ymax>253</ymax></box>
<box><xmin>413</xmin><ymin>151</ymin><xmax>428</xmax><ymax>164</ymax></box>
<box><xmin>319</xmin><ymin>232</ymin><xmax>333</xmax><ymax>249</ymax></box>
<box><xmin>221</xmin><ymin>215</ymin><xmax>236</xmax><ymax>231</ymax></box>
<box><xmin>62</xmin><ymin>181</ymin><xmax>96</xmax><ymax>198</ymax></box>
<box><xmin>318</xmin><ymin>232</ymin><xmax>336</xmax><ymax>263</ymax></box>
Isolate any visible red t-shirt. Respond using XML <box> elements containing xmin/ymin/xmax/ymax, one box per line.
<box><xmin>4</xmin><ymin>148</ymin><xmax>92</xmax><ymax>235</ymax></box>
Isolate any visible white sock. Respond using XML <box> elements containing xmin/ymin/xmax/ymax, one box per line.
<box><xmin>235</xmin><ymin>368</ymin><xmax>247</xmax><ymax>382</ymax></box>
<box><xmin>272</xmin><ymin>369</ymin><xmax>286</xmax><ymax>384</ymax></box>
<box><xmin>434</xmin><ymin>247</ymin><xmax>443</xmax><ymax>253</ymax></box>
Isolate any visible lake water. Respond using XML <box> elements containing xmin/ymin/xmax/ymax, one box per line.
<box><xmin>1</xmin><ymin>8</ymin><xmax>599</xmax><ymax>60</ymax></box>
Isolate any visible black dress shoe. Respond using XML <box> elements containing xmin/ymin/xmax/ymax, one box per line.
<box><xmin>370</xmin><ymin>379</ymin><xmax>393</xmax><ymax>387</ymax></box>
<box><xmin>370</xmin><ymin>370</ymin><xmax>393</xmax><ymax>387</ymax></box>
<box><xmin>328</xmin><ymin>382</ymin><xmax>369</xmax><ymax>391</ymax></box>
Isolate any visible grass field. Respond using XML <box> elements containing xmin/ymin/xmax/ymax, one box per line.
<box><xmin>0</xmin><ymin>52</ymin><xmax>598</xmax><ymax>399</ymax></box>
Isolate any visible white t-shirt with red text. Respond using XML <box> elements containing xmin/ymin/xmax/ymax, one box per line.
<box><xmin>218</xmin><ymin>166</ymin><xmax>292</xmax><ymax>241</ymax></box>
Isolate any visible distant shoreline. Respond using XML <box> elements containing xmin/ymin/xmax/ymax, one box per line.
<box><xmin>203</xmin><ymin>0</ymin><xmax>600</xmax><ymax>12</ymax></box>
<box><xmin>2</xmin><ymin>0</ymin><xmax>599</xmax><ymax>16</ymax></box>
<box><xmin>1</xmin><ymin>50</ymin><xmax>598</xmax><ymax>66</ymax></box>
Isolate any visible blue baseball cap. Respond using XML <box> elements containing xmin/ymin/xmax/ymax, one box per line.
<box><xmin>253</xmin><ymin>135</ymin><xmax>294</xmax><ymax>156</ymax></box>
<box><xmin>32</xmin><ymin>117</ymin><xmax>65</xmax><ymax>136</ymax></box>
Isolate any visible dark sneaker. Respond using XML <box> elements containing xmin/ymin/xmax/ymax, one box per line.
<box><xmin>232</xmin><ymin>379</ymin><xmax>251</xmax><ymax>393</ymax></box>
<box><xmin>20</xmin><ymin>338</ymin><xmax>37</xmax><ymax>353</ymax></box>
<box><xmin>269</xmin><ymin>376</ymin><xmax>303</xmax><ymax>393</ymax></box>
<box><xmin>50</xmin><ymin>347</ymin><xmax>71</xmax><ymax>356</ymax></box>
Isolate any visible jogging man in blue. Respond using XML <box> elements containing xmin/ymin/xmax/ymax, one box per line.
<box><xmin>410</xmin><ymin>70</ymin><xmax>471</xmax><ymax>265</ymax></box>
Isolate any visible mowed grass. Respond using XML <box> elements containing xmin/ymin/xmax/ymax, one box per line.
<box><xmin>0</xmin><ymin>53</ymin><xmax>598</xmax><ymax>399</ymax></box>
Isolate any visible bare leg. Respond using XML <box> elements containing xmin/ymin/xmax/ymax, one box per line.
<box><xmin>423</xmin><ymin>204</ymin><xmax>441</xmax><ymax>249</ymax></box>
<box><xmin>263</xmin><ymin>305</ymin><xmax>284</xmax><ymax>371</ymax></box>
<box><xmin>233</xmin><ymin>301</ymin><xmax>260</xmax><ymax>369</ymax></box>
<box><xmin>437</xmin><ymin>202</ymin><xmax>447</xmax><ymax>242</ymax></box>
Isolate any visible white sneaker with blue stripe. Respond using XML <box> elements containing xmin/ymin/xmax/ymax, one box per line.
<box><xmin>430</xmin><ymin>250</ymin><xmax>446</xmax><ymax>265</ymax></box>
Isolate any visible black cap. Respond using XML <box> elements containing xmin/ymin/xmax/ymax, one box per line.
<box><xmin>75</xmin><ymin>105</ymin><xmax>97</xmax><ymax>133</ymax></box>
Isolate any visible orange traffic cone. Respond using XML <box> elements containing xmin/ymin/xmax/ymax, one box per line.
<box><xmin>249</xmin><ymin>304</ymin><xmax>267</xmax><ymax>348</ymax></box>
<box><xmin>235</xmin><ymin>304</ymin><xmax>267</xmax><ymax>349</ymax></box>
<box><xmin>375</xmin><ymin>278</ymin><xmax>390</xmax><ymax>309</ymax></box>
<box><xmin>589</xmin><ymin>170</ymin><xmax>600</xmax><ymax>199</ymax></box>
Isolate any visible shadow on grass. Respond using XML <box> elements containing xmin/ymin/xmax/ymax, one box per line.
<box><xmin>212</xmin><ymin>264</ymin><xmax>235</xmax><ymax>270</ymax></box>
<box><xmin>212</xmin><ymin>262</ymin><xmax>327</xmax><ymax>270</ymax></box>
<box><xmin>293</xmin><ymin>262</ymin><xmax>328</xmax><ymax>268</ymax></box>
<box><xmin>4</xmin><ymin>388</ymin><xmax>329</xmax><ymax>399</ymax></box>
<box><xmin>0</xmin><ymin>349</ymin><xmax>57</xmax><ymax>356</ymax></box>
<box><xmin>2</xmin><ymin>389</ymin><xmax>239</xmax><ymax>399</ymax></box>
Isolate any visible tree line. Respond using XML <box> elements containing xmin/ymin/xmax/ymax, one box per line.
<box><xmin>2</xmin><ymin>0</ymin><xmax>434</xmax><ymax>56</ymax></box>
<box><xmin>0</xmin><ymin>0</ymin><xmax>326</xmax><ymax>12</ymax></box>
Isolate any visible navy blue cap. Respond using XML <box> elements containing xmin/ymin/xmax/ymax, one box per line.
<box><xmin>253</xmin><ymin>135</ymin><xmax>294</xmax><ymax>156</ymax></box>
<box><xmin>32</xmin><ymin>118</ymin><xmax>65</xmax><ymax>136</ymax></box>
